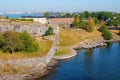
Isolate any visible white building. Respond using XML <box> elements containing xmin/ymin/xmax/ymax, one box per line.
<box><xmin>25</xmin><ymin>18</ymin><xmax>47</xmax><ymax>24</ymax></box>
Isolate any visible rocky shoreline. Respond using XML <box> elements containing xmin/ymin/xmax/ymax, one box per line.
<box><xmin>24</xmin><ymin>59</ymin><xmax>58</xmax><ymax>80</ymax></box>
<box><xmin>34</xmin><ymin>36</ymin><xmax>120</xmax><ymax>79</ymax></box>
<box><xmin>23</xmin><ymin>37</ymin><xmax>120</xmax><ymax>80</ymax></box>
<box><xmin>0</xmin><ymin>59</ymin><xmax>58</xmax><ymax>80</ymax></box>
<box><xmin>72</xmin><ymin>36</ymin><xmax>120</xmax><ymax>50</ymax></box>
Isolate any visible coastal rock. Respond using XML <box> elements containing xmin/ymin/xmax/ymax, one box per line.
<box><xmin>24</xmin><ymin>59</ymin><xmax>58</xmax><ymax>80</ymax></box>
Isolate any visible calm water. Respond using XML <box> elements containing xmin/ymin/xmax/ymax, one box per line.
<box><xmin>38</xmin><ymin>42</ymin><xmax>120</xmax><ymax>80</ymax></box>
<box><xmin>0</xmin><ymin>14</ymin><xmax>43</xmax><ymax>18</ymax></box>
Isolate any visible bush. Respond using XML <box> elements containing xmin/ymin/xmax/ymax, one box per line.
<box><xmin>100</xmin><ymin>26</ymin><xmax>112</xmax><ymax>40</ymax></box>
<box><xmin>19</xmin><ymin>31</ymin><xmax>39</xmax><ymax>53</ymax></box>
<box><xmin>0</xmin><ymin>31</ymin><xmax>24</xmax><ymax>53</ymax></box>
<box><xmin>0</xmin><ymin>31</ymin><xmax>39</xmax><ymax>53</ymax></box>
<box><xmin>44</xmin><ymin>27</ymin><xmax>54</xmax><ymax>36</ymax></box>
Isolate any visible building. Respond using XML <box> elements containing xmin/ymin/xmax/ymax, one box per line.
<box><xmin>21</xmin><ymin>16</ymin><xmax>47</xmax><ymax>24</ymax></box>
<box><xmin>48</xmin><ymin>18</ymin><xmax>74</xmax><ymax>25</ymax></box>
<box><xmin>21</xmin><ymin>16</ymin><xmax>74</xmax><ymax>28</ymax></box>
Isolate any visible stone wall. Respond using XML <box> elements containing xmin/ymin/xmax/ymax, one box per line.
<box><xmin>0</xmin><ymin>22</ymin><xmax>59</xmax><ymax>36</ymax></box>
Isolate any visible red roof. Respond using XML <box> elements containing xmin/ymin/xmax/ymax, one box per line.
<box><xmin>49</xmin><ymin>18</ymin><xmax>74</xmax><ymax>24</ymax></box>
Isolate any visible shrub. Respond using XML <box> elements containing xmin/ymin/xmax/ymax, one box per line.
<box><xmin>100</xmin><ymin>25</ymin><xmax>112</xmax><ymax>40</ymax></box>
<box><xmin>44</xmin><ymin>27</ymin><xmax>54</xmax><ymax>36</ymax></box>
<box><xmin>0</xmin><ymin>31</ymin><xmax>24</xmax><ymax>53</ymax></box>
<box><xmin>19</xmin><ymin>31</ymin><xmax>39</xmax><ymax>53</ymax></box>
<box><xmin>0</xmin><ymin>31</ymin><xmax>39</xmax><ymax>53</ymax></box>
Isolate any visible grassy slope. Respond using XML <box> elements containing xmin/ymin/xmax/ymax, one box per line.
<box><xmin>59</xmin><ymin>28</ymin><xmax>103</xmax><ymax>47</ymax></box>
<box><xmin>55</xmin><ymin>28</ymin><xmax>102</xmax><ymax>56</ymax></box>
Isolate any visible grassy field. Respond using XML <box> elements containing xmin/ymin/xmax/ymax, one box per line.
<box><xmin>59</xmin><ymin>28</ymin><xmax>103</xmax><ymax>47</ymax></box>
<box><xmin>55</xmin><ymin>28</ymin><xmax>103</xmax><ymax>56</ymax></box>
<box><xmin>55</xmin><ymin>46</ymin><xmax>70</xmax><ymax>56</ymax></box>
<box><xmin>0</xmin><ymin>38</ymin><xmax>53</xmax><ymax>60</ymax></box>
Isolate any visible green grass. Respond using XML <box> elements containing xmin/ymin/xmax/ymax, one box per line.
<box><xmin>55</xmin><ymin>46</ymin><xmax>70</xmax><ymax>56</ymax></box>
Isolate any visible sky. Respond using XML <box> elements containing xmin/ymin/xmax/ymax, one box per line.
<box><xmin>0</xmin><ymin>0</ymin><xmax>120</xmax><ymax>12</ymax></box>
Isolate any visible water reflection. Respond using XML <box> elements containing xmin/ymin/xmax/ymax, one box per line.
<box><xmin>106</xmin><ymin>42</ymin><xmax>112</xmax><ymax>47</ymax></box>
<box><xmin>84</xmin><ymin>49</ymin><xmax>94</xmax><ymax>58</ymax></box>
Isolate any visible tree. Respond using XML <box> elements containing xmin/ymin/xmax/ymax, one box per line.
<box><xmin>99</xmin><ymin>25</ymin><xmax>112</xmax><ymax>40</ymax></box>
<box><xmin>20</xmin><ymin>31</ymin><xmax>39</xmax><ymax>53</ymax></box>
<box><xmin>44</xmin><ymin>12</ymin><xmax>50</xmax><ymax>18</ymax></box>
<box><xmin>91</xmin><ymin>12</ymin><xmax>97</xmax><ymax>18</ymax></box>
<box><xmin>79</xmin><ymin>13</ymin><xmax>86</xmax><ymax>19</ymax></box>
<box><xmin>44</xmin><ymin>27</ymin><xmax>54</xmax><ymax>36</ymax></box>
<box><xmin>79</xmin><ymin>21</ymin><xmax>86</xmax><ymax>29</ymax></box>
<box><xmin>106</xmin><ymin>17</ymin><xmax>120</xmax><ymax>27</ymax></box>
<box><xmin>84</xmin><ymin>11</ymin><xmax>90</xmax><ymax>18</ymax></box>
<box><xmin>94</xmin><ymin>17</ymin><xmax>100</xmax><ymax>25</ymax></box>
<box><xmin>85</xmin><ymin>17</ymin><xmax>95</xmax><ymax>32</ymax></box>
<box><xmin>72</xmin><ymin>13</ymin><xmax>79</xmax><ymax>18</ymax></box>
<box><xmin>97</xmin><ymin>11</ymin><xmax>113</xmax><ymax>21</ymax></box>
<box><xmin>65</xmin><ymin>13</ymin><xmax>71</xmax><ymax>18</ymax></box>
<box><xmin>0</xmin><ymin>31</ymin><xmax>24</xmax><ymax>53</ymax></box>
<box><xmin>73</xmin><ymin>15</ymin><xmax>80</xmax><ymax>28</ymax></box>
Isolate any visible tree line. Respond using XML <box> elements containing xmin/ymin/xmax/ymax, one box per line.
<box><xmin>71</xmin><ymin>11</ymin><xmax>118</xmax><ymax>40</ymax></box>
<box><xmin>44</xmin><ymin>11</ymin><xmax>120</xmax><ymax>27</ymax></box>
